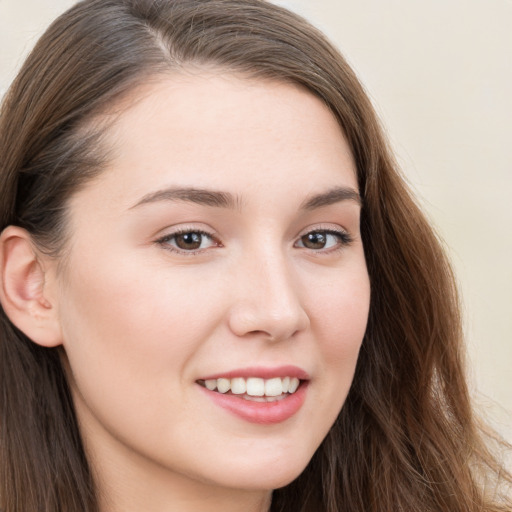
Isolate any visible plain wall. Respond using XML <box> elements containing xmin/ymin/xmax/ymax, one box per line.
<box><xmin>1</xmin><ymin>0</ymin><xmax>510</xmax><ymax>442</ymax></box>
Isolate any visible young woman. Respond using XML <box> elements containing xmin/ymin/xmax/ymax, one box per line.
<box><xmin>0</xmin><ymin>1</ymin><xmax>510</xmax><ymax>511</ymax></box>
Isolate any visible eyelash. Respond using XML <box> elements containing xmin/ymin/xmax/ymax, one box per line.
<box><xmin>155</xmin><ymin>227</ymin><xmax>353</xmax><ymax>255</ymax></box>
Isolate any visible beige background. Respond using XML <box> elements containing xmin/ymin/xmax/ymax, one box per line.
<box><xmin>1</xmin><ymin>1</ymin><xmax>511</xmax><ymax>443</ymax></box>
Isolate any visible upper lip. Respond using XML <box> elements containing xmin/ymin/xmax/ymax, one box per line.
<box><xmin>198</xmin><ymin>365</ymin><xmax>310</xmax><ymax>381</ymax></box>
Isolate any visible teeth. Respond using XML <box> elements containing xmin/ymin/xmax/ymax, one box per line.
<box><xmin>201</xmin><ymin>376</ymin><xmax>302</xmax><ymax>396</ymax></box>
<box><xmin>231</xmin><ymin>377</ymin><xmax>246</xmax><ymax>395</ymax></box>
<box><xmin>205</xmin><ymin>379</ymin><xmax>217</xmax><ymax>391</ymax></box>
<box><xmin>288</xmin><ymin>377</ymin><xmax>300</xmax><ymax>393</ymax></box>
<box><xmin>217</xmin><ymin>378</ymin><xmax>230</xmax><ymax>393</ymax></box>
<box><xmin>264</xmin><ymin>377</ymin><xmax>283</xmax><ymax>397</ymax></box>
<box><xmin>246</xmin><ymin>378</ymin><xmax>265</xmax><ymax>396</ymax></box>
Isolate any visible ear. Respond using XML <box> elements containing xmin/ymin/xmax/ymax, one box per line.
<box><xmin>0</xmin><ymin>226</ymin><xmax>62</xmax><ymax>347</ymax></box>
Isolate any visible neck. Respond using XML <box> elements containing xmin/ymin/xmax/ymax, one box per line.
<box><xmin>98</xmin><ymin>479</ymin><xmax>272</xmax><ymax>512</ymax></box>
<box><xmin>88</xmin><ymin>436</ymin><xmax>272</xmax><ymax>512</ymax></box>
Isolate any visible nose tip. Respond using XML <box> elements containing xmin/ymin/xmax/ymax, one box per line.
<box><xmin>228</xmin><ymin>302</ymin><xmax>310</xmax><ymax>341</ymax></box>
<box><xmin>227</xmin><ymin>265</ymin><xmax>310</xmax><ymax>342</ymax></box>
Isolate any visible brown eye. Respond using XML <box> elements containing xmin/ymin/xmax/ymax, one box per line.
<box><xmin>296</xmin><ymin>230</ymin><xmax>352</xmax><ymax>251</ymax></box>
<box><xmin>159</xmin><ymin>230</ymin><xmax>217</xmax><ymax>253</ymax></box>
<box><xmin>174</xmin><ymin>232</ymin><xmax>203</xmax><ymax>250</ymax></box>
<box><xmin>300</xmin><ymin>232</ymin><xmax>328</xmax><ymax>249</ymax></box>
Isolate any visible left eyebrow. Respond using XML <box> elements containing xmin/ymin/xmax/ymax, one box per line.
<box><xmin>300</xmin><ymin>186</ymin><xmax>362</xmax><ymax>210</ymax></box>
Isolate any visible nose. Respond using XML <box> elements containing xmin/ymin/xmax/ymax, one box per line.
<box><xmin>227</xmin><ymin>250</ymin><xmax>310</xmax><ymax>342</ymax></box>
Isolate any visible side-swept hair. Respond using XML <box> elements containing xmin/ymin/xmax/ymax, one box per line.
<box><xmin>0</xmin><ymin>1</ymin><xmax>510</xmax><ymax>511</ymax></box>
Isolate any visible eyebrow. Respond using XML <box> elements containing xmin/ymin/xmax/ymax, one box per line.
<box><xmin>129</xmin><ymin>187</ymin><xmax>240</xmax><ymax>210</ymax></box>
<box><xmin>300</xmin><ymin>186</ymin><xmax>362</xmax><ymax>210</ymax></box>
<box><xmin>129</xmin><ymin>185</ymin><xmax>361</xmax><ymax>211</ymax></box>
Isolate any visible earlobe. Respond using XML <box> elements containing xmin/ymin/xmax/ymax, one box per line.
<box><xmin>0</xmin><ymin>226</ymin><xmax>62</xmax><ymax>347</ymax></box>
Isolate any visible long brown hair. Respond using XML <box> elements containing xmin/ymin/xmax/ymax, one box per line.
<box><xmin>0</xmin><ymin>1</ymin><xmax>510</xmax><ymax>511</ymax></box>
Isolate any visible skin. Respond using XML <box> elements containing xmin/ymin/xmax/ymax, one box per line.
<box><xmin>49</xmin><ymin>73</ymin><xmax>370</xmax><ymax>512</ymax></box>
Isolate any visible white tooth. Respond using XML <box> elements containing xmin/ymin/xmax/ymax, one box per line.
<box><xmin>205</xmin><ymin>379</ymin><xmax>217</xmax><ymax>391</ymax></box>
<box><xmin>288</xmin><ymin>377</ymin><xmax>300</xmax><ymax>393</ymax></box>
<box><xmin>217</xmin><ymin>378</ymin><xmax>230</xmax><ymax>393</ymax></box>
<box><xmin>246</xmin><ymin>377</ymin><xmax>265</xmax><ymax>396</ymax></box>
<box><xmin>281</xmin><ymin>376</ymin><xmax>290</xmax><ymax>393</ymax></box>
<box><xmin>231</xmin><ymin>378</ymin><xmax>246</xmax><ymax>395</ymax></box>
<box><xmin>265</xmin><ymin>377</ymin><xmax>283</xmax><ymax>396</ymax></box>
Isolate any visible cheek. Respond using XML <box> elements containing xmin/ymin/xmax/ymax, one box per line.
<box><xmin>56</xmin><ymin>255</ymin><xmax>223</xmax><ymax>412</ymax></box>
<box><xmin>313</xmin><ymin>266</ymin><xmax>370</xmax><ymax>356</ymax></box>
<box><xmin>60</xmin><ymin>253</ymin><xmax>218</xmax><ymax>347</ymax></box>
<box><xmin>307</xmin><ymin>264</ymin><xmax>370</xmax><ymax>409</ymax></box>
<box><xmin>56</xmin><ymin>260</ymin><xmax>232</xmax><ymax>467</ymax></box>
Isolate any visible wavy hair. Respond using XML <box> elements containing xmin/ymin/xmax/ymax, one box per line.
<box><xmin>0</xmin><ymin>1</ymin><xmax>510</xmax><ymax>511</ymax></box>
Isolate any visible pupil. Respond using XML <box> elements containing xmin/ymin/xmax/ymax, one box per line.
<box><xmin>176</xmin><ymin>232</ymin><xmax>202</xmax><ymax>250</ymax></box>
<box><xmin>303</xmin><ymin>232</ymin><xmax>326</xmax><ymax>249</ymax></box>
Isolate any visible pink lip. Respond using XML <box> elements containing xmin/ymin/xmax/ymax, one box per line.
<box><xmin>199</xmin><ymin>365</ymin><xmax>310</xmax><ymax>381</ymax></box>
<box><xmin>196</xmin><ymin>366</ymin><xmax>309</xmax><ymax>425</ymax></box>
<box><xmin>198</xmin><ymin>382</ymin><xmax>308</xmax><ymax>424</ymax></box>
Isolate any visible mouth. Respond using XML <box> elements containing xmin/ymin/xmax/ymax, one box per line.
<box><xmin>197</xmin><ymin>376</ymin><xmax>302</xmax><ymax>402</ymax></box>
<box><xmin>196</xmin><ymin>368</ymin><xmax>309</xmax><ymax>424</ymax></box>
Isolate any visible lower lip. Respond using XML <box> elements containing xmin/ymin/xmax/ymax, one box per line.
<box><xmin>198</xmin><ymin>382</ymin><xmax>308</xmax><ymax>424</ymax></box>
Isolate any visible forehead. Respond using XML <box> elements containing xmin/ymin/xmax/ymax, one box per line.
<box><xmin>74</xmin><ymin>72</ymin><xmax>357</xmax><ymax>211</ymax></box>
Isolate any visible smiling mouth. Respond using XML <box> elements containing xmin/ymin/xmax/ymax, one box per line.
<box><xmin>197</xmin><ymin>376</ymin><xmax>302</xmax><ymax>402</ymax></box>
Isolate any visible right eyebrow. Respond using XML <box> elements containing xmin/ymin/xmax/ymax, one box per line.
<box><xmin>129</xmin><ymin>187</ymin><xmax>240</xmax><ymax>210</ymax></box>
<box><xmin>300</xmin><ymin>186</ymin><xmax>362</xmax><ymax>210</ymax></box>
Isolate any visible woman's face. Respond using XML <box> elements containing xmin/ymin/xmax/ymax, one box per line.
<box><xmin>54</xmin><ymin>73</ymin><xmax>370</xmax><ymax>497</ymax></box>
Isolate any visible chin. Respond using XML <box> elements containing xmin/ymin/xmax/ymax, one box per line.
<box><xmin>207</xmin><ymin>451</ymin><xmax>313</xmax><ymax>492</ymax></box>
